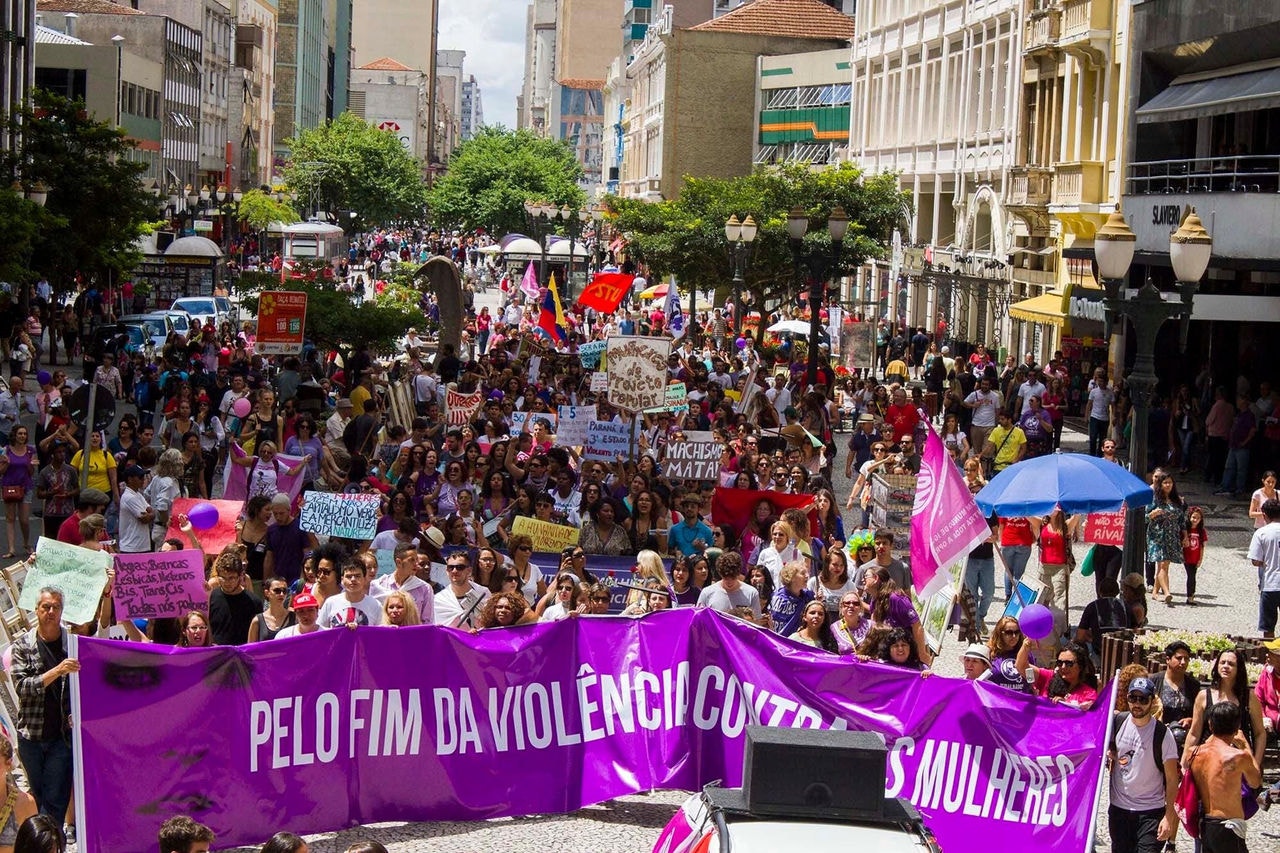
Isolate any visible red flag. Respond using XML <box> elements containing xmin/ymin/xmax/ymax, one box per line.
<box><xmin>576</xmin><ymin>272</ymin><xmax>633</xmax><ymax>314</ymax></box>
<box><xmin>711</xmin><ymin>486</ymin><xmax>817</xmax><ymax>539</ymax></box>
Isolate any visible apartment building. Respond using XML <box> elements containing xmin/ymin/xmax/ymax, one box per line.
<box><xmin>233</xmin><ymin>0</ymin><xmax>277</xmax><ymax>187</ymax></box>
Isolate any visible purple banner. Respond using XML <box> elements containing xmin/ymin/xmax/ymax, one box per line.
<box><xmin>72</xmin><ymin>610</ymin><xmax>1107</xmax><ymax>853</ymax></box>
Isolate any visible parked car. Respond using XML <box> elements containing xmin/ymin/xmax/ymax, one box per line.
<box><xmin>161</xmin><ymin>310</ymin><xmax>194</xmax><ymax>338</ymax></box>
<box><xmin>169</xmin><ymin>296</ymin><xmax>226</xmax><ymax>330</ymax></box>
<box><xmin>119</xmin><ymin>313</ymin><xmax>176</xmax><ymax>351</ymax></box>
<box><xmin>83</xmin><ymin>322</ymin><xmax>146</xmax><ymax>373</ymax></box>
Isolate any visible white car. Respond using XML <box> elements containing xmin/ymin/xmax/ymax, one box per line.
<box><xmin>170</xmin><ymin>296</ymin><xmax>225</xmax><ymax>330</ymax></box>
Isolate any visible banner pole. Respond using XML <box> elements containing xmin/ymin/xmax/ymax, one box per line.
<box><xmin>69</xmin><ymin>632</ymin><xmax>88</xmax><ymax>851</ymax></box>
<box><xmin>1084</xmin><ymin>676</ymin><xmax>1120</xmax><ymax>853</ymax></box>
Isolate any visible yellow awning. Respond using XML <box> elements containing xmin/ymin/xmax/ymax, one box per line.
<box><xmin>1009</xmin><ymin>291</ymin><xmax>1068</xmax><ymax>327</ymax></box>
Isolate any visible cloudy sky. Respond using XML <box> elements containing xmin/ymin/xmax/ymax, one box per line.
<box><xmin>439</xmin><ymin>0</ymin><xmax>525</xmax><ymax>129</ymax></box>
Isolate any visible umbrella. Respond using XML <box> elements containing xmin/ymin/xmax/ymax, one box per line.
<box><xmin>638</xmin><ymin>282</ymin><xmax>670</xmax><ymax>300</ymax></box>
<box><xmin>766</xmin><ymin>319</ymin><xmax>812</xmax><ymax>336</ymax></box>
<box><xmin>974</xmin><ymin>452</ymin><xmax>1153</xmax><ymax>517</ymax></box>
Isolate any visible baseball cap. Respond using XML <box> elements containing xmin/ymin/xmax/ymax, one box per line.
<box><xmin>123</xmin><ymin>464</ymin><xmax>148</xmax><ymax>480</ymax></box>
<box><xmin>290</xmin><ymin>592</ymin><xmax>319</xmax><ymax>610</ymax></box>
<box><xmin>962</xmin><ymin>643</ymin><xmax>991</xmax><ymax>665</ymax></box>
<box><xmin>1127</xmin><ymin>676</ymin><xmax>1156</xmax><ymax>698</ymax></box>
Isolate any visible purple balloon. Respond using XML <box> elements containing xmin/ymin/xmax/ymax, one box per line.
<box><xmin>187</xmin><ymin>502</ymin><xmax>219</xmax><ymax>531</ymax></box>
<box><xmin>1018</xmin><ymin>603</ymin><xmax>1055</xmax><ymax>640</ymax></box>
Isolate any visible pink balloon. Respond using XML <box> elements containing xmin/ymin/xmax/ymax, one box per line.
<box><xmin>187</xmin><ymin>502</ymin><xmax>220</xmax><ymax>531</ymax></box>
<box><xmin>1018</xmin><ymin>603</ymin><xmax>1055</xmax><ymax>640</ymax></box>
<box><xmin>232</xmin><ymin>397</ymin><xmax>252</xmax><ymax>418</ymax></box>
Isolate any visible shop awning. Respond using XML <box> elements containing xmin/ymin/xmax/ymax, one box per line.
<box><xmin>1136</xmin><ymin>65</ymin><xmax>1280</xmax><ymax>124</ymax></box>
<box><xmin>1009</xmin><ymin>291</ymin><xmax>1067</xmax><ymax>327</ymax></box>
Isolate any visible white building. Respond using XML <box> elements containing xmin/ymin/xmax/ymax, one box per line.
<box><xmin>460</xmin><ymin>75</ymin><xmax>483</xmax><ymax>140</ymax></box>
<box><xmin>349</xmin><ymin>58</ymin><xmax>430</xmax><ymax>169</ymax></box>
<box><xmin>850</xmin><ymin>0</ymin><xmax>1022</xmax><ymax>347</ymax></box>
<box><xmin>518</xmin><ymin>0</ymin><xmax>557</xmax><ymax>136</ymax></box>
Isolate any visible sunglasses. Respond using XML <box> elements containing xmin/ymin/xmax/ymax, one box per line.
<box><xmin>1127</xmin><ymin>694</ymin><xmax>1152</xmax><ymax>704</ymax></box>
<box><xmin>557</xmin><ymin>584</ymin><xmax>575</xmax><ymax>591</ymax></box>
<box><xmin>1001</xmin><ymin>628</ymin><xmax>1020</xmax><ymax>636</ymax></box>
<box><xmin>315</xmin><ymin>569</ymin><xmax>335</xmax><ymax>577</ymax></box>
<box><xmin>516</xmin><ymin>545</ymin><xmax>532</xmax><ymax>552</ymax></box>
<box><xmin>503</xmin><ymin>575</ymin><xmax>520</xmax><ymax>583</ymax></box>
<box><xmin>590</xmin><ymin>595</ymin><xmax>610</xmax><ymax>603</ymax></box>
<box><xmin>1054</xmin><ymin>659</ymin><xmax>1078</xmax><ymax>668</ymax></box>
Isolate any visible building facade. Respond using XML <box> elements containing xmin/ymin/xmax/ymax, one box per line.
<box><xmin>274</xmin><ymin>0</ymin><xmax>327</xmax><ymax>168</ymax></box>
<box><xmin>460</xmin><ymin>75</ymin><xmax>482</xmax><ymax>140</ymax></box>
<box><xmin>233</xmin><ymin>0</ymin><xmax>277</xmax><ymax>188</ymax></box>
<box><xmin>434</xmin><ymin>48</ymin><xmax>464</xmax><ymax>161</ymax></box>
<box><xmin>518</xmin><ymin>0</ymin><xmax>557</xmax><ymax>135</ymax></box>
<box><xmin>349</xmin><ymin>57</ymin><xmax>429</xmax><ymax>168</ymax></box>
<box><xmin>2</xmin><ymin>0</ymin><xmax>37</xmax><ymax>159</ymax></box>
<box><xmin>755</xmin><ymin>48</ymin><xmax>851</xmax><ymax>167</ymax></box>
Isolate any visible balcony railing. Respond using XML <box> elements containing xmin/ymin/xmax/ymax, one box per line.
<box><xmin>1060</xmin><ymin>0</ymin><xmax>1102</xmax><ymax>41</ymax></box>
<box><xmin>1024</xmin><ymin>8</ymin><xmax>1060</xmax><ymax>54</ymax></box>
<box><xmin>1008</xmin><ymin>166</ymin><xmax>1053</xmax><ymax>206</ymax></box>
<box><xmin>1051</xmin><ymin>161</ymin><xmax>1105</xmax><ymax>206</ymax></box>
<box><xmin>1010</xmin><ymin>267</ymin><xmax>1058</xmax><ymax>288</ymax></box>
<box><xmin>1127</xmin><ymin>155</ymin><xmax>1280</xmax><ymax>194</ymax></box>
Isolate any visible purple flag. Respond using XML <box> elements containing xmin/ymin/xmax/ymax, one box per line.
<box><xmin>520</xmin><ymin>261</ymin><xmax>540</xmax><ymax>300</ymax></box>
<box><xmin>72</xmin><ymin>610</ymin><xmax>1109</xmax><ymax>853</ymax></box>
<box><xmin>910</xmin><ymin>422</ymin><xmax>994</xmax><ymax>597</ymax></box>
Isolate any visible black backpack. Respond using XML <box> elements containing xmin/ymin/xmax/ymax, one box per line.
<box><xmin>1110</xmin><ymin>712</ymin><xmax>1170</xmax><ymax>788</ymax></box>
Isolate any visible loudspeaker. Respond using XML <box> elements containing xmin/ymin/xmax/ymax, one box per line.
<box><xmin>742</xmin><ymin>725</ymin><xmax>887</xmax><ymax>820</ymax></box>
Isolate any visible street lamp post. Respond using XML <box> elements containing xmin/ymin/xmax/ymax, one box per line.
<box><xmin>724</xmin><ymin>214</ymin><xmax>757</xmax><ymax>336</ymax></box>
<box><xmin>1095</xmin><ymin>206</ymin><xmax>1212</xmax><ymax>578</ymax></box>
<box><xmin>523</xmin><ymin>200</ymin><xmax>567</xmax><ymax>288</ymax></box>
<box><xmin>786</xmin><ymin>205</ymin><xmax>849</xmax><ymax>390</ymax></box>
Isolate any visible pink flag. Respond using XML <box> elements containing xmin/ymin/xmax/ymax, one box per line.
<box><xmin>909</xmin><ymin>422</ymin><xmax>992</xmax><ymax>597</ymax></box>
<box><xmin>520</xmin><ymin>261</ymin><xmax>540</xmax><ymax>300</ymax></box>
<box><xmin>222</xmin><ymin>441</ymin><xmax>308</xmax><ymax>503</ymax></box>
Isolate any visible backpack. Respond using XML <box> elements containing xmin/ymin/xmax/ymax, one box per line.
<box><xmin>1110</xmin><ymin>712</ymin><xmax>1169</xmax><ymax>788</ymax></box>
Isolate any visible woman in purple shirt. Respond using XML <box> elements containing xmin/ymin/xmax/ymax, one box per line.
<box><xmin>0</xmin><ymin>425</ymin><xmax>36</xmax><ymax>557</ymax></box>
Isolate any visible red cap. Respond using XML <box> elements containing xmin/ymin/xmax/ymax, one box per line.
<box><xmin>291</xmin><ymin>592</ymin><xmax>319</xmax><ymax>610</ymax></box>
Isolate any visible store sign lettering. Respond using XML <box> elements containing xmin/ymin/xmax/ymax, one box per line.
<box><xmin>1152</xmin><ymin>204</ymin><xmax>1183</xmax><ymax>227</ymax></box>
<box><xmin>1069</xmin><ymin>297</ymin><xmax>1107</xmax><ymax>322</ymax></box>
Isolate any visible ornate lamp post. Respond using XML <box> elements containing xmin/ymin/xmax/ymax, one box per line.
<box><xmin>724</xmin><ymin>213</ymin><xmax>757</xmax><ymax>335</ymax></box>
<box><xmin>786</xmin><ymin>205</ymin><xmax>849</xmax><ymax>389</ymax></box>
<box><xmin>523</xmin><ymin>200</ymin><xmax>568</xmax><ymax>288</ymax></box>
<box><xmin>1095</xmin><ymin>206</ymin><xmax>1212</xmax><ymax>577</ymax></box>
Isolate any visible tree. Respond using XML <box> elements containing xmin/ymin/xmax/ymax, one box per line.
<box><xmin>235</xmin><ymin>188</ymin><xmax>298</xmax><ymax>233</ymax></box>
<box><xmin>233</xmin><ymin>269</ymin><xmax>416</xmax><ymax>358</ymax></box>
<box><xmin>8</xmin><ymin>89</ymin><xmax>160</xmax><ymax>293</ymax></box>
<box><xmin>285</xmin><ymin>113</ymin><xmax>428</xmax><ymax>225</ymax></box>
<box><xmin>427</xmin><ymin>127</ymin><xmax>586</xmax><ymax>234</ymax></box>
<box><xmin>607</xmin><ymin>164</ymin><xmax>910</xmax><ymax>318</ymax></box>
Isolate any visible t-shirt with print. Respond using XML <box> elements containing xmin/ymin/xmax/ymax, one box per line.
<box><xmin>1110</xmin><ymin>714</ymin><xmax>1177</xmax><ymax>811</ymax></box>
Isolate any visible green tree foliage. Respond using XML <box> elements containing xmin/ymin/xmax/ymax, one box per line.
<box><xmin>0</xmin><ymin>187</ymin><xmax>47</xmax><ymax>287</ymax></box>
<box><xmin>427</xmin><ymin>127</ymin><xmax>586</xmax><ymax>235</ymax></box>
<box><xmin>9</xmin><ymin>89</ymin><xmax>159</xmax><ymax>292</ymax></box>
<box><xmin>285</xmin><ymin>113</ymin><xmax>428</xmax><ymax>225</ymax></box>
<box><xmin>233</xmin><ymin>269</ymin><xmax>417</xmax><ymax>358</ymax></box>
<box><xmin>607</xmin><ymin>164</ymin><xmax>910</xmax><ymax>312</ymax></box>
<box><xmin>235</xmin><ymin>189</ymin><xmax>298</xmax><ymax>233</ymax></box>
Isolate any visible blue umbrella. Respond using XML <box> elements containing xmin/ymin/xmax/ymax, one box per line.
<box><xmin>974</xmin><ymin>452</ymin><xmax>1154</xmax><ymax>517</ymax></box>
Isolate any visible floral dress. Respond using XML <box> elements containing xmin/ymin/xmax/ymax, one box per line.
<box><xmin>1146</xmin><ymin>499</ymin><xmax>1186</xmax><ymax>562</ymax></box>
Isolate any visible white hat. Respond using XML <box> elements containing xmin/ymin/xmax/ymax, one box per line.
<box><xmin>963</xmin><ymin>643</ymin><xmax>991</xmax><ymax>665</ymax></box>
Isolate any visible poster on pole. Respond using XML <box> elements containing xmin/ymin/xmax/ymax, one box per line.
<box><xmin>21</xmin><ymin>537</ymin><xmax>111</xmax><ymax>625</ymax></box>
<box><xmin>841</xmin><ymin>320</ymin><xmax>875</xmax><ymax>373</ymax></box>
<box><xmin>299</xmin><ymin>492</ymin><xmax>381</xmax><ymax>540</ymax></box>
<box><xmin>577</xmin><ymin>341</ymin><xmax>606</xmax><ymax>369</ymax></box>
<box><xmin>589</xmin><ymin>373</ymin><xmax>609</xmax><ymax>394</ymax></box>
<box><xmin>555</xmin><ymin>405</ymin><xmax>597</xmax><ymax>446</ymax></box>
<box><xmin>112</xmin><ymin>550</ymin><xmax>209</xmax><ymax>620</ymax></box>
<box><xmin>664</xmin><ymin>431</ymin><xmax>722</xmax><ymax>480</ymax></box>
<box><xmin>255</xmin><ymin>291</ymin><xmax>308</xmax><ymax>355</ymax></box>
<box><xmin>606</xmin><ymin>336</ymin><xmax>670</xmax><ymax>412</ymax></box>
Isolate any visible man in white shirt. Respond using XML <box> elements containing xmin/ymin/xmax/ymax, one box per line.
<box><xmin>765</xmin><ymin>374</ymin><xmax>792</xmax><ymax>419</ymax></box>
<box><xmin>1107</xmin><ymin>677</ymin><xmax>1179</xmax><ymax>853</ymax></box>
<box><xmin>1016</xmin><ymin>368</ymin><xmax>1048</xmax><ymax>417</ymax></box>
<box><xmin>963</xmin><ymin>376</ymin><xmax>1001</xmax><ymax>453</ymax></box>
<box><xmin>325</xmin><ymin>398</ymin><xmax>354</xmax><ymax>445</ymax></box>
<box><xmin>1087</xmin><ymin>370</ymin><xmax>1116</xmax><ymax>456</ymax></box>
<box><xmin>117</xmin><ymin>465</ymin><xmax>154</xmax><ymax>554</ymax></box>
<box><xmin>318</xmin><ymin>560</ymin><xmax>384</xmax><ymax>627</ymax></box>
<box><xmin>274</xmin><ymin>592</ymin><xmax>323</xmax><ymax>639</ymax></box>
<box><xmin>1249</xmin><ymin>498</ymin><xmax>1280</xmax><ymax>640</ymax></box>
<box><xmin>0</xmin><ymin>375</ymin><xmax>37</xmax><ymax>438</ymax></box>
<box><xmin>370</xmin><ymin>543</ymin><xmax>435</xmax><ymax>623</ymax></box>
<box><xmin>433</xmin><ymin>553</ymin><xmax>490</xmax><ymax>628</ymax></box>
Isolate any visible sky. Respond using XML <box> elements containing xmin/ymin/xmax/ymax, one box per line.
<box><xmin>439</xmin><ymin>0</ymin><xmax>525</xmax><ymax>129</ymax></box>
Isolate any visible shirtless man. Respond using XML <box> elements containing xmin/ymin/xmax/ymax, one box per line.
<box><xmin>1190</xmin><ymin>701</ymin><xmax>1262</xmax><ymax>853</ymax></box>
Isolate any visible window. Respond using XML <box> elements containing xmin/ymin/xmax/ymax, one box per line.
<box><xmin>765</xmin><ymin>88</ymin><xmax>797</xmax><ymax>109</ymax></box>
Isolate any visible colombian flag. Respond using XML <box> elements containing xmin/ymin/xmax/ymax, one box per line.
<box><xmin>537</xmin><ymin>272</ymin><xmax>568</xmax><ymax>342</ymax></box>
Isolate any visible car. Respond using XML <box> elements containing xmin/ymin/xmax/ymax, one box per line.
<box><xmin>119</xmin><ymin>313</ymin><xmax>177</xmax><ymax>351</ymax></box>
<box><xmin>170</xmin><ymin>296</ymin><xmax>226</xmax><ymax>330</ymax></box>
<box><xmin>652</xmin><ymin>728</ymin><xmax>939</xmax><ymax>853</ymax></box>
<box><xmin>83</xmin><ymin>322</ymin><xmax>146</xmax><ymax>372</ymax></box>
<box><xmin>160</xmin><ymin>310</ymin><xmax>194</xmax><ymax>338</ymax></box>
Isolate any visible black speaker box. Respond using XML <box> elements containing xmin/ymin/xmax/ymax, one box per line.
<box><xmin>742</xmin><ymin>725</ymin><xmax>887</xmax><ymax>820</ymax></box>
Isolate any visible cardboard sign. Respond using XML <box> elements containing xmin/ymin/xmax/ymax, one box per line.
<box><xmin>511</xmin><ymin>516</ymin><xmax>580</xmax><ymax>553</ymax></box>
<box><xmin>664</xmin><ymin>430</ymin><xmax>721</xmax><ymax>480</ymax></box>
<box><xmin>166</xmin><ymin>498</ymin><xmax>245</xmax><ymax>556</ymax></box>
<box><xmin>583</xmin><ymin>420</ymin><xmax>631</xmax><ymax>462</ymax></box>
<box><xmin>556</xmin><ymin>405</ymin><xmax>597</xmax><ymax>446</ymax></box>
<box><xmin>22</xmin><ymin>537</ymin><xmax>111</xmax><ymax>625</ymax></box>
<box><xmin>112</xmin><ymin>550</ymin><xmax>209</xmax><ymax>620</ymax></box>
<box><xmin>606</xmin><ymin>336</ymin><xmax>670</xmax><ymax>411</ymax></box>
<box><xmin>1084</xmin><ymin>511</ymin><xmax>1127</xmax><ymax>547</ymax></box>
<box><xmin>445</xmin><ymin>388</ymin><xmax>484</xmax><ymax>426</ymax></box>
<box><xmin>255</xmin><ymin>290</ymin><xmax>308</xmax><ymax>355</ymax></box>
<box><xmin>589</xmin><ymin>373</ymin><xmax>609</xmax><ymax>393</ymax></box>
<box><xmin>300</xmin><ymin>492</ymin><xmax>381</xmax><ymax>540</ymax></box>
<box><xmin>645</xmin><ymin>382</ymin><xmax>689</xmax><ymax>415</ymax></box>
<box><xmin>577</xmin><ymin>341</ymin><xmax>606</xmax><ymax>369</ymax></box>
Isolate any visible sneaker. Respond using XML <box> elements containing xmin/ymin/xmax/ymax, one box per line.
<box><xmin>64</xmin><ymin>825</ymin><xmax>76</xmax><ymax>844</ymax></box>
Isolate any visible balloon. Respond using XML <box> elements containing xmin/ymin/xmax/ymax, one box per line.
<box><xmin>1018</xmin><ymin>603</ymin><xmax>1055</xmax><ymax>640</ymax></box>
<box><xmin>187</xmin><ymin>502</ymin><xmax>220</xmax><ymax>531</ymax></box>
<box><xmin>232</xmin><ymin>397</ymin><xmax>252</xmax><ymax>418</ymax></box>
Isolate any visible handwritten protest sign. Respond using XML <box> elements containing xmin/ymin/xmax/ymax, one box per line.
<box><xmin>22</xmin><ymin>537</ymin><xmax>111</xmax><ymax>624</ymax></box>
<box><xmin>556</xmin><ymin>405</ymin><xmax>597</xmax><ymax>446</ymax></box>
<box><xmin>589</xmin><ymin>373</ymin><xmax>609</xmax><ymax>394</ymax></box>
<box><xmin>583</xmin><ymin>420</ymin><xmax>631</xmax><ymax>462</ymax></box>
<box><xmin>664</xmin><ymin>431</ymin><xmax>722</xmax><ymax>480</ymax></box>
<box><xmin>112</xmin><ymin>550</ymin><xmax>209</xmax><ymax>620</ymax></box>
<box><xmin>512</xmin><ymin>516</ymin><xmax>580</xmax><ymax>553</ymax></box>
<box><xmin>643</xmin><ymin>382</ymin><xmax>689</xmax><ymax>416</ymax></box>
<box><xmin>300</xmin><ymin>492</ymin><xmax>381</xmax><ymax>540</ymax></box>
<box><xmin>374</xmin><ymin>550</ymin><xmax>396</xmax><ymax>577</ymax></box>
<box><xmin>606</xmin><ymin>336</ymin><xmax>670</xmax><ymax>411</ymax></box>
<box><xmin>577</xmin><ymin>340</ymin><xmax>606</xmax><ymax>369</ymax></box>
<box><xmin>1084</xmin><ymin>510</ymin><xmax>1127</xmax><ymax>546</ymax></box>
<box><xmin>166</xmin><ymin>498</ymin><xmax>244</xmax><ymax>555</ymax></box>
<box><xmin>445</xmin><ymin>388</ymin><xmax>484</xmax><ymax>426</ymax></box>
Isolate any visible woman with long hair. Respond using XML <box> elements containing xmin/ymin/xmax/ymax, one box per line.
<box><xmin>1017</xmin><ymin>639</ymin><xmax>1098</xmax><ymax>709</ymax></box>
<box><xmin>1043</xmin><ymin>377</ymin><xmax>1068</xmax><ymax>451</ymax></box>
<box><xmin>809</xmin><ymin>548</ymin><xmax>857</xmax><ymax>616</ymax></box>
<box><xmin>476</xmin><ymin>590</ymin><xmax>535</xmax><ymax>629</ymax></box>
<box><xmin>627</xmin><ymin>549</ymin><xmax>672</xmax><ymax>610</ymax></box>
<box><xmin>1029</xmin><ymin>509</ymin><xmax>1082</xmax><ymax>611</ymax></box>
<box><xmin>178</xmin><ymin>431</ymin><xmax>206</xmax><ymax>498</ymax></box>
<box><xmin>505</xmin><ymin>533</ymin><xmax>547</xmax><ymax>602</ymax></box>
<box><xmin>626</xmin><ymin>491</ymin><xmax>670</xmax><ymax>554</ymax></box>
<box><xmin>1146</xmin><ymin>472</ymin><xmax>1186</xmax><ymax>605</ymax></box>
<box><xmin>789</xmin><ymin>600</ymin><xmax>839</xmax><ymax>652</ymax></box>
<box><xmin>283</xmin><ymin>416</ymin><xmax>330</xmax><ymax>492</ymax></box>
<box><xmin>192</xmin><ymin>395</ymin><xmax>224</xmax><ymax>499</ymax></box>
<box><xmin>479</xmin><ymin>469</ymin><xmax>515</xmax><ymax>524</ymax></box>
<box><xmin>0</xmin><ymin>425</ymin><xmax>35</xmax><ymax>557</ymax></box>
<box><xmin>741</xmin><ymin>498</ymin><xmax>777</xmax><ymax>564</ymax></box>
<box><xmin>381</xmin><ymin>590</ymin><xmax>422</xmax><ymax>627</ymax></box>
<box><xmin>230</xmin><ymin>440</ymin><xmax>310</xmax><ymax>500</ymax></box>
<box><xmin>863</xmin><ymin>566</ymin><xmax>932</xmax><ymax>667</ymax></box>
<box><xmin>812</xmin><ymin>488</ymin><xmax>844</xmax><ymax>549</ymax></box>
<box><xmin>669</xmin><ymin>556</ymin><xmax>701</xmax><ymax>606</ymax></box>
<box><xmin>939</xmin><ymin>412</ymin><xmax>970</xmax><ymax>465</ymax></box>
<box><xmin>0</xmin><ymin>738</ymin><xmax>37</xmax><ymax>853</ymax></box>
<box><xmin>580</xmin><ymin>497</ymin><xmax>632</xmax><ymax>556</ymax></box>
<box><xmin>1181</xmin><ymin>647</ymin><xmax>1267</xmax><ymax>769</ymax></box>
<box><xmin>178</xmin><ymin>610</ymin><xmax>213</xmax><ymax>647</ymax></box>
<box><xmin>984</xmin><ymin>616</ymin><xmax>1033</xmax><ymax>693</ymax></box>
<box><xmin>247</xmin><ymin>578</ymin><xmax>296</xmax><ymax>642</ymax></box>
